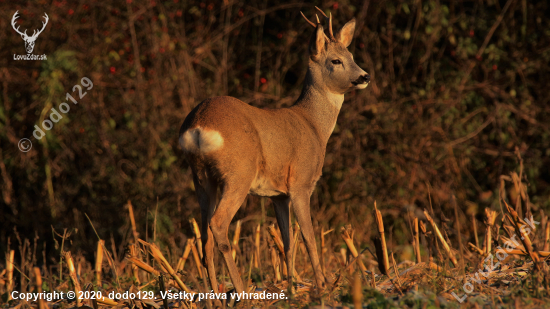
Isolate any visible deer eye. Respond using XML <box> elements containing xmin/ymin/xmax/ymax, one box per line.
<box><xmin>331</xmin><ymin>59</ymin><xmax>342</xmax><ymax>65</ymax></box>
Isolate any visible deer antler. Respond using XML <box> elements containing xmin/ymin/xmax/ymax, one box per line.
<box><xmin>31</xmin><ymin>13</ymin><xmax>49</xmax><ymax>39</ymax></box>
<box><xmin>314</xmin><ymin>6</ymin><xmax>328</xmax><ymax>18</ymax></box>
<box><xmin>300</xmin><ymin>11</ymin><xmax>316</xmax><ymax>28</ymax></box>
<box><xmin>328</xmin><ymin>13</ymin><xmax>334</xmax><ymax>41</ymax></box>
<box><xmin>300</xmin><ymin>11</ymin><xmax>330</xmax><ymax>43</ymax></box>
<box><xmin>11</xmin><ymin>11</ymin><xmax>28</xmax><ymax>38</ymax></box>
<box><xmin>315</xmin><ymin>6</ymin><xmax>335</xmax><ymax>41</ymax></box>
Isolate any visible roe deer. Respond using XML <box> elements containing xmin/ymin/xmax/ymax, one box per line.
<box><xmin>179</xmin><ymin>8</ymin><xmax>370</xmax><ymax>294</ymax></box>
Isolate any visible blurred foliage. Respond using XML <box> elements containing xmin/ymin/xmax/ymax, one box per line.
<box><xmin>0</xmin><ymin>0</ymin><xmax>549</xmax><ymax>259</ymax></box>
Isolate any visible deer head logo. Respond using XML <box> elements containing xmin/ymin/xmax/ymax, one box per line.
<box><xmin>11</xmin><ymin>11</ymin><xmax>49</xmax><ymax>54</ymax></box>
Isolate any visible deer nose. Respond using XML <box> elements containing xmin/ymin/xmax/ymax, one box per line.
<box><xmin>352</xmin><ymin>74</ymin><xmax>370</xmax><ymax>85</ymax></box>
<box><xmin>352</xmin><ymin>74</ymin><xmax>370</xmax><ymax>86</ymax></box>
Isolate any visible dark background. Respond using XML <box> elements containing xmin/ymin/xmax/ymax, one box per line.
<box><xmin>1</xmin><ymin>0</ymin><xmax>549</xmax><ymax>266</ymax></box>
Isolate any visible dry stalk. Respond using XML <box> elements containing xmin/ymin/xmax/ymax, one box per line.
<box><xmin>496</xmin><ymin>248</ymin><xmax>550</xmax><ymax>258</ymax></box>
<box><xmin>189</xmin><ymin>238</ymin><xmax>203</xmax><ymax>278</ymax></box>
<box><xmin>505</xmin><ymin>207</ymin><xmax>533</xmax><ymax>247</ymax></box>
<box><xmin>544</xmin><ymin>221</ymin><xmax>550</xmax><ymax>252</ymax></box>
<box><xmin>95</xmin><ymin>240</ymin><xmax>104</xmax><ymax>284</ymax></box>
<box><xmin>33</xmin><ymin>267</ymin><xmax>46</xmax><ymax>309</ymax></box>
<box><xmin>189</xmin><ymin>218</ymin><xmax>203</xmax><ymax>259</ymax></box>
<box><xmin>231</xmin><ymin>220</ymin><xmax>242</xmax><ymax>261</ymax></box>
<box><xmin>369</xmin><ymin>265</ymin><xmax>376</xmax><ymax>288</ymax></box>
<box><xmin>502</xmin><ymin>223</ymin><xmax>516</xmax><ymax>239</ymax></box>
<box><xmin>511</xmin><ymin>171</ymin><xmax>528</xmax><ymax>206</ymax></box>
<box><xmin>419</xmin><ymin>220</ymin><xmax>427</xmax><ymax>237</ymax></box>
<box><xmin>510</xmin><ymin>172</ymin><xmax>523</xmax><ymax>216</ymax></box>
<box><xmin>96</xmin><ymin>298</ymin><xmax>118</xmax><ymax>307</ymax></box>
<box><xmin>413</xmin><ymin>218</ymin><xmax>421</xmax><ymax>264</ymax></box>
<box><xmin>77</xmin><ymin>259</ymin><xmax>81</xmax><ymax>279</ymax></box>
<box><xmin>126</xmin><ymin>256</ymin><xmax>160</xmax><ymax>276</ymax></box>
<box><xmin>473</xmin><ymin>214</ymin><xmax>479</xmax><ymax>248</ymax></box>
<box><xmin>254</xmin><ymin>223</ymin><xmax>261</xmax><ymax>268</ymax></box>
<box><xmin>353</xmin><ymin>271</ymin><xmax>362</xmax><ymax>309</ymax></box>
<box><xmin>504</xmin><ymin>213</ymin><xmax>530</xmax><ymax>231</ymax></box>
<box><xmin>504</xmin><ymin>201</ymin><xmax>541</xmax><ymax>270</ymax></box>
<box><xmin>269</xmin><ymin>240</ymin><xmax>281</xmax><ymax>282</ymax></box>
<box><xmin>481</xmin><ymin>232</ymin><xmax>487</xmax><ymax>253</ymax></box>
<box><xmin>340</xmin><ymin>247</ymin><xmax>348</xmax><ymax>266</ymax></box>
<box><xmin>373</xmin><ymin>202</ymin><xmax>390</xmax><ymax>274</ymax></box>
<box><xmin>426</xmin><ymin>261</ymin><xmax>443</xmax><ymax>272</ymax></box>
<box><xmin>128</xmin><ymin>243</ymin><xmax>141</xmax><ymax>284</ymax></box>
<box><xmin>247</xmin><ymin>249</ymin><xmax>254</xmax><ymax>284</ymax></box>
<box><xmin>63</xmin><ymin>251</ymin><xmax>82</xmax><ymax>306</ymax></box>
<box><xmin>96</xmin><ymin>295</ymin><xmax>119</xmax><ymax>306</ymax></box>
<box><xmin>127</xmin><ymin>200</ymin><xmax>139</xmax><ymax>244</ymax></box>
<box><xmin>138</xmin><ymin>239</ymin><xmax>193</xmax><ymax>293</ymax></box>
<box><xmin>6</xmin><ymin>250</ymin><xmax>14</xmax><ymax>301</ymax></box>
<box><xmin>267</xmin><ymin>224</ymin><xmax>284</xmax><ymax>255</ymax></box>
<box><xmin>266</xmin><ymin>224</ymin><xmax>302</xmax><ymax>281</ymax></box>
<box><xmin>500</xmin><ymin>235</ymin><xmax>526</xmax><ymax>253</ymax></box>
<box><xmin>485</xmin><ymin>208</ymin><xmax>498</xmax><ymax>255</ymax></box>
<box><xmin>468</xmin><ymin>243</ymin><xmax>484</xmax><ymax>256</ymax></box>
<box><xmin>390</xmin><ymin>252</ymin><xmax>403</xmax><ymax>287</ymax></box>
<box><xmin>267</xmin><ymin>224</ymin><xmax>288</xmax><ymax>277</ymax></box>
<box><xmin>419</xmin><ymin>220</ymin><xmax>435</xmax><ymax>263</ymax></box>
<box><xmin>176</xmin><ymin>238</ymin><xmax>193</xmax><ymax>272</ymax></box>
<box><xmin>341</xmin><ymin>225</ymin><xmax>367</xmax><ymax>272</ymax></box>
<box><xmin>158</xmin><ymin>274</ymin><xmax>169</xmax><ymax>309</ymax></box>
<box><xmin>423</xmin><ymin>209</ymin><xmax>459</xmax><ymax>267</ymax></box>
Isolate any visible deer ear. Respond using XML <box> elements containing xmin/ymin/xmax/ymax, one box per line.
<box><xmin>309</xmin><ymin>24</ymin><xmax>326</xmax><ymax>60</ymax></box>
<box><xmin>336</xmin><ymin>18</ymin><xmax>356</xmax><ymax>48</ymax></box>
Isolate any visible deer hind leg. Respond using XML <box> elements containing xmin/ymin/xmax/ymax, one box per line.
<box><xmin>209</xmin><ymin>182</ymin><xmax>250</xmax><ymax>294</ymax></box>
<box><xmin>193</xmin><ymin>173</ymin><xmax>219</xmax><ymax>293</ymax></box>
<box><xmin>271</xmin><ymin>196</ymin><xmax>294</xmax><ymax>285</ymax></box>
<box><xmin>290</xmin><ymin>192</ymin><xmax>326</xmax><ymax>290</ymax></box>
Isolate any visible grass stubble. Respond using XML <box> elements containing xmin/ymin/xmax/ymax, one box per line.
<box><xmin>2</xmin><ymin>161</ymin><xmax>550</xmax><ymax>308</ymax></box>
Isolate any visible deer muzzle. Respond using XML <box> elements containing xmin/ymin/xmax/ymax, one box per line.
<box><xmin>351</xmin><ymin>74</ymin><xmax>370</xmax><ymax>89</ymax></box>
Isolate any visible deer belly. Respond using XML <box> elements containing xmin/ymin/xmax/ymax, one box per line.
<box><xmin>249</xmin><ymin>174</ymin><xmax>286</xmax><ymax>197</ymax></box>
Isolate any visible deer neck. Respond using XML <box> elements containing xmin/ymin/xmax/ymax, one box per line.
<box><xmin>292</xmin><ymin>68</ymin><xmax>344</xmax><ymax>146</ymax></box>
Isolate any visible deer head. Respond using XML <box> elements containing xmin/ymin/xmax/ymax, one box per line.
<box><xmin>12</xmin><ymin>11</ymin><xmax>49</xmax><ymax>54</ymax></box>
<box><xmin>301</xmin><ymin>8</ymin><xmax>370</xmax><ymax>95</ymax></box>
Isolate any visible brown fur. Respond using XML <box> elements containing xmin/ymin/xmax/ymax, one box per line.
<box><xmin>179</xmin><ymin>14</ymin><xmax>370</xmax><ymax>294</ymax></box>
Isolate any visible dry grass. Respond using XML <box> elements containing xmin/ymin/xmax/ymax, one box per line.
<box><xmin>2</xmin><ymin>162</ymin><xmax>550</xmax><ymax>308</ymax></box>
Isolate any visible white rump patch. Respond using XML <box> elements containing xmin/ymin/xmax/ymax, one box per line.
<box><xmin>180</xmin><ymin>127</ymin><xmax>224</xmax><ymax>154</ymax></box>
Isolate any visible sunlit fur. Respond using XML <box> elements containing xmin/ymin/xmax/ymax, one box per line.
<box><xmin>178</xmin><ymin>12</ymin><xmax>370</xmax><ymax>296</ymax></box>
<box><xmin>179</xmin><ymin>127</ymin><xmax>224</xmax><ymax>154</ymax></box>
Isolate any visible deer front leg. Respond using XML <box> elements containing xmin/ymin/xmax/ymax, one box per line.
<box><xmin>203</xmin><ymin>227</ymin><xmax>219</xmax><ymax>292</ymax></box>
<box><xmin>290</xmin><ymin>192</ymin><xmax>326</xmax><ymax>290</ymax></box>
<box><xmin>193</xmin><ymin>175</ymin><xmax>220</xmax><ymax>293</ymax></box>
<box><xmin>210</xmin><ymin>185</ymin><xmax>249</xmax><ymax>294</ymax></box>
<box><xmin>272</xmin><ymin>196</ymin><xmax>294</xmax><ymax>292</ymax></box>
